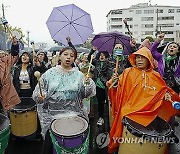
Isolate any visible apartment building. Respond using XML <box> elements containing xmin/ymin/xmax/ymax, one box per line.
<box><xmin>106</xmin><ymin>3</ymin><xmax>180</xmax><ymax>43</ymax></box>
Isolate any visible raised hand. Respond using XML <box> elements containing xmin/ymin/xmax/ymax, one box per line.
<box><xmin>157</xmin><ymin>33</ymin><xmax>165</xmax><ymax>43</ymax></box>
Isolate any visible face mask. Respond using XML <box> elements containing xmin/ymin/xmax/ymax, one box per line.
<box><xmin>113</xmin><ymin>49</ymin><xmax>124</xmax><ymax>61</ymax></box>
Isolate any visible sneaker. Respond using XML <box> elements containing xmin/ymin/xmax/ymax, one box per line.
<box><xmin>97</xmin><ymin>117</ymin><xmax>104</xmax><ymax>126</ymax></box>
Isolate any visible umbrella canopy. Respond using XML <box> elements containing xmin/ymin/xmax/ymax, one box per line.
<box><xmin>91</xmin><ymin>31</ymin><xmax>131</xmax><ymax>55</ymax></box>
<box><xmin>46</xmin><ymin>4</ymin><xmax>94</xmax><ymax>46</ymax></box>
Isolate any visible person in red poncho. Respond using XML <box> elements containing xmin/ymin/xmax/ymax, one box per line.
<box><xmin>107</xmin><ymin>47</ymin><xmax>180</xmax><ymax>153</ymax></box>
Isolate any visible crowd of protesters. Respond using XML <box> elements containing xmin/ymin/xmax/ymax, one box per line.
<box><xmin>0</xmin><ymin>32</ymin><xmax>180</xmax><ymax>154</ymax></box>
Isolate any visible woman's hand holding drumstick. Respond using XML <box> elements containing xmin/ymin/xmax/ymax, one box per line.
<box><xmin>34</xmin><ymin>71</ymin><xmax>45</xmax><ymax>102</ymax></box>
<box><xmin>109</xmin><ymin>50</ymin><xmax>123</xmax><ymax>89</ymax></box>
<box><xmin>84</xmin><ymin>55</ymin><xmax>93</xmax><ymax>85</ymax></box>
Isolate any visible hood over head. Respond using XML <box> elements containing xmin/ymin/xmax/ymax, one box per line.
<box><xmin>129</xmin><ymin>47</ymin><xmax>154</xmax><ymax>70</ymax></box>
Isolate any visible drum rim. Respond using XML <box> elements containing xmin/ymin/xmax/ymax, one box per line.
<box><xmin>10</xmin><ymin>105</ymin><xmax>37</xmax><ymax>113</ymax></box>
<box><xmin>10</xmin><ymin>97</ymin><xmax>37</xmax><ymax>113</ymax></box>
<box><xmin>123</xmin><ymin>116</ymin><xmax>173</xmax><ymax>139</ymax></box>
<box><xmin>50</xmin><ymin>116</ymin><xmax>89</xmax><ymax>138</ymax></box>
<box><xmin>0</xmin><ymin>113</ymin><xmax>10</xmax><ymax>132</ymax></box>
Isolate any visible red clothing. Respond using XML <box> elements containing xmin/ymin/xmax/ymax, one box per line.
<box><xmin>0</xmin><ymin>54</ymin><xmax>20</xmax><ymax>110</ymax></box>
<box><xmin>107</xmin><ymin>47</ymin><xmax>180</xmax><ymax>153</ymax></box>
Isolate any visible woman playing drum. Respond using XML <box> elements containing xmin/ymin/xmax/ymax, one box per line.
<box><xmin>32</xmin><ymin>46</ymin><xmax>96</xmax><ymax>154</ymax></box>
<box><xmin>107</xmin><ymin>47</ymin><xmax>180</xmax><ymax>153</ymax></box>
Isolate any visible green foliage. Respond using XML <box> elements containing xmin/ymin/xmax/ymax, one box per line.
<box><xmin>145</xmin><ymin>36</ymin><xmax>154</xmax><ymax>43</ymax></box>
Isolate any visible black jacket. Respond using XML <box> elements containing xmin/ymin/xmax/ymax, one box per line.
<box><xmin>13</xmin><ymin>64</ymin><xmax>37</xmax><ymax>96</ymax></box>
<box><xmin>88</xmin><ymin>49</ymin><xmax>112</xmax><ymax>86</ymax></box>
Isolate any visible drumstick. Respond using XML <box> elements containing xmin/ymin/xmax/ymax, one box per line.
<box><xmin>123</xmin><ymin>18</ymin><xmax>132</xmax><ymax>39</ymax></box>
<box><xmin>34</xmin><ymin>71</ymin><xmax>43</xmax><ymax>97</ymax></box>
<box><xmin>86</xmin><ymin>55</ymin><xmax>93</xmax><ymax>78</ymax></box>
<box><xmin>109</xmin><ymin>50</ymin><xmax>123</xmax><ymax>89</ymax></box>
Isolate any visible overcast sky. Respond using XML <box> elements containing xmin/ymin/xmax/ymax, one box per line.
<box><xmin>1</xmin><ymin>0</ymin><xmax>180</xmax><ymax>48</ymax></box>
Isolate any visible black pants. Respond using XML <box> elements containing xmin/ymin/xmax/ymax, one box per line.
<box><xmin>43</xmin><ymin>130</ymin><xmax>53</xmax><ymax>154</ymax></box>
<box><xmin>19</xmin><ymin>89</ymin><xmax>32</xmax><ymax>97</ymax></box>
<box><xmin>96</xmin><ymin>86</ymin><xmax>107</xmax><ymax>118</ymax></box>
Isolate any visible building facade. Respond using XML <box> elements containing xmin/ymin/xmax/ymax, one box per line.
<box><xmin>106</xmin><ymin>3</ymin><xmax>180</xmax><ymax>43</ymax></box>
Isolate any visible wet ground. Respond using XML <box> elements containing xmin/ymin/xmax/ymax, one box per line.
<box><xmin>4</xmin><ymin>102</ymin><xmax>180</xmax><ymax>154</ymax></box>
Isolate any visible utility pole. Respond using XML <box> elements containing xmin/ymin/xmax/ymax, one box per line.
<box><xmin>155</xmin><ymin>6</ymin><xmax>159</xmax><ymax>38</ymax></box>
<box><xmin>26</xmin><ymin>30</ymin><xmax>30</xmax><ymax>51</ymax></box>
<box><xmin>1</xmin><ymin>3</ymin><xmax>7</xmax><ymax>50</ymax></box>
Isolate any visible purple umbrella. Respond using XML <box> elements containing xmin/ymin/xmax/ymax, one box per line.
<box><xmin>91</xmin><ymin>31</ymin><xmax>131</xmax><ymax>55</ymax></box>
<box><xmin>46</xmin><ymin>4</ymin><xmax>94</xmax><ymax>46</ymax></box>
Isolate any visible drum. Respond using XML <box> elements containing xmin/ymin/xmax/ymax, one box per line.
<box><xmin>119</xmin><ymin>116</ymin><xmax>173</xmax><ymax>154</ymax></box>
<box><xmin>9</xmin><ymin>97</ymin><xmax>37</xmax><ymax>137</ymax></box>
<box><xmin>50</xmin><ymin>116</ymin><xmax>89</xmax><ymax>154</ymax></box>
<box><xmin>0</xmin><ymin>113</ymin><xmax>10</xmax><ymax>154</ymax></box>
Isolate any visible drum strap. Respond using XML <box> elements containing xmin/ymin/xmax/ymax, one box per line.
<box><xmin>50</xmin><ymin>129</ymin><xmax>90</xmax><ymax>154</ymax></box>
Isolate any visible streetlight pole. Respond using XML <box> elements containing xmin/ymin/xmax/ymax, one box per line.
<box><xmin>26</xmin><ymin>30</ymin><xmax>30</xmax><ymax>51</ymax></box>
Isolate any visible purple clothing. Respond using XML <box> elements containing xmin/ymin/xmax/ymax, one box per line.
<box><xmin>150</xmin><ymin>41</ymin><xmax>180</xmax><ymax>78</ymax></box>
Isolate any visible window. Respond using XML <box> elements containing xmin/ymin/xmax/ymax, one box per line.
<box><xmin>158</xmin><ymin>24</ymin><xmax>174</xmax><ymax>27</ymax></box>
<box><xmin>141</xmin><ymin>24</ymin><xmax>153</xmax><ymax>28</ymax></box>
<box><xmin>177</xmin><ymin>9</ymin><xmax>180</xmax><ymax>13</ymax></box>
<box><xmin>111</xmin><ymin>10</ymin><xmax>122</xmax><ymax>15</ymax></box>
<box><xmin>136</xmin><ymin>10</ymin><xmax>142</xmax><ymax>14</ymax></box>
<box><xmin>142</xmin><ymin>31</ymin><xmax>153</xmax><ymax>35</ymax></box>
<box><xmin>176</xmin><ymin>23</ymin><xmax>180</xmax><ymax>25</ymax></box>
<box><xmin>129</xmin><ymin>10</ymin><xmax>134</xmax><ymax>12</ymax></box>
<box><xmin>157</xmin><ymin>9</ymin><xmax>163</xmax><ymax>13</ymax></box>
<box><xmin>141</xmin><ymin>17</ymin><xmax>153</xmax><ymax>21</ymax></box>
<box><xmin>111</xmin><ymin>18</ymin><xmax>122</xmax><ymax>22</ymax></box>
<box><xmin>144</xmin><ymin>10</ymin><xmax>154</xmax><ymax>14</ymax></box>
<box><xmin>161</xmin><ymin>31</ymin><xmax>173</xmax><ymax>34</ymax></box>
<box><xmin>126</xmin><ymin>18</ymin><xmax>133</xmax><ymax>21</ymax></box>
<box><xmin>158</xmin><ymin>16</ymin><xmax>174</xmax><ymax>20</ymax></box>
<box><xmin>134</xmin><ymin>24</ymin><xmax>138</xmax><ymax>27</ymax></box>
<box><xmin>164</xmin><ymin>38</ymin><xmax>174</xmax><ymax>42</ymax></box>
<box><xmin>168</xmin><ymin>9</ymin><xmax>174</xmax><ymax>13</ymax></box>
<box><xmin>129</xmin><ymin>25</ymin><xmax>133</xmax><ymax>28</ymax></box>
<box><xmin>111</xmin><ymin>25</ymin><xmax>122</xmax><ymax>29</ymax></box>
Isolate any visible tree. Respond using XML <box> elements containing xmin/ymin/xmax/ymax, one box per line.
<box><xmin>145</xmin><ymin>36</ymin><xmax>154</xmax><ymax>43</ymax></box>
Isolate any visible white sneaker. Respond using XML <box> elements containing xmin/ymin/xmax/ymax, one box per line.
<box><xmin>97</xmin><ymin>117</ymin><xmax>104</xmax><ymax>126</ymax></box>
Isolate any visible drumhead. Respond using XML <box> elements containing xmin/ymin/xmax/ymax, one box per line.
<box><xmin>51</xmin><ymin>116</ymin><xmax>88</xmax><ymax>137</ymax></box>
<box><xmin>0</xmin><ymin>113</ymin><xmax>10</xmax><ymax>132</ymax></box>
<box><xmin>123</xmin><ymin>116</ymin><xmax>172</xmax><ymax>138</ymax></box>
<box><xmin>11</xmin><ymin>97</ymin><xmax>36</xmax><ymax>112</ymax></box>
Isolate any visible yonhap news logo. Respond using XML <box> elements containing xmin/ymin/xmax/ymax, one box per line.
<box><xmin>96</xmin><ymin>132</ymin><xmax>110</xmax><ymax>149</ymax></box>
<box><xmin>96</xmin><ymin>132</ymin><xmax>176</xmax><ymax>149</ymax></box>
